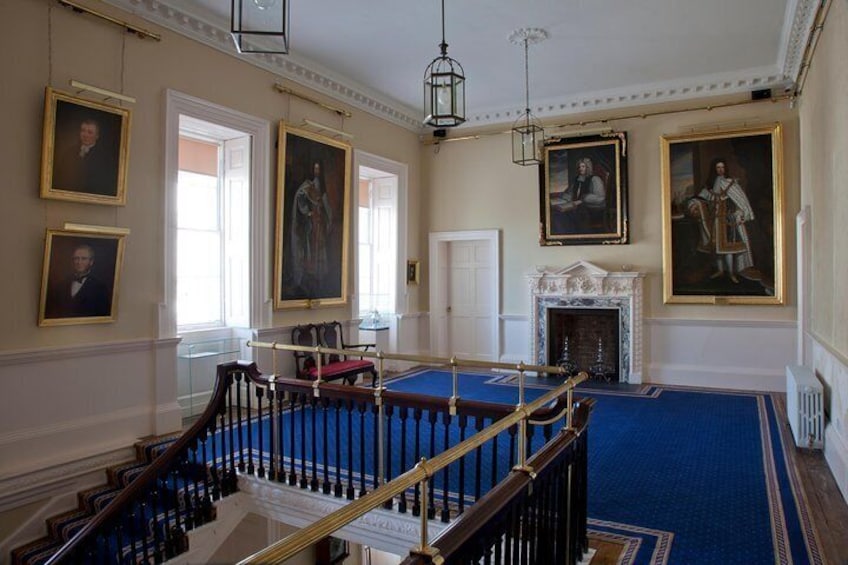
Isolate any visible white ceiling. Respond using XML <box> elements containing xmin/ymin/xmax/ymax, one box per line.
<box><xmin>104</xmin><ymin>0</ymin><xmax>816</xmax><ymax>132</ymax></box>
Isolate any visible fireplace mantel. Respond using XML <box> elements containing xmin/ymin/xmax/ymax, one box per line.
<box><xmin>527</xmin><ymin>261</ymin><xmax>645</xmax><ymax>383</ymax></box>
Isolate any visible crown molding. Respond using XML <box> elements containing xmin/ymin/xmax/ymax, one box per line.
<box><xmin>99</xmin><ymin>0</ymin><xmax>814</xmax><ymax>133</ymax></box>
<box><xmin>780</xmin><ymin>0</ymin><xmax>820</xmax><ymax>82</ymax></box>
<box><xmin>464</xmin><ymin>65</ymin><xmax>791</xmax><ymax>127</ymax></box>
<box><xmin>100</xmin><ymin>0</ymin><xmax>424</xmax><ymax>131</ymax></box>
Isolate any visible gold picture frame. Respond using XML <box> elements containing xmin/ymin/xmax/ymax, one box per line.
<box><xmin>660</xmin><ymin>124</ymin><xmax>784</xmax><ymax>304</ymax></box>
<box><xmin>40</xmin><ymin>87</ymin><xmax>132</xmax><ymax>205</ymax></box>
<box><xmin>274</xmin><ymin>122</ymin><xmax>352</xmax><ymax>309</ymax></box>
<box><xmin>406</xmin><ymin>259</ymin><xmax>420</xmax><ymax>285</ymax></box>
<box><xmin>539</xmin><ymin>132</ymin><xmax>629</xmax><ymax>245</ymax></box>
<box><xmin>38</xmin><ymin>224</ymin><xmax>128</xmax><ymax>326</ymax></box>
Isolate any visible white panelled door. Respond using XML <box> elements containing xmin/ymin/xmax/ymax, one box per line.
<box><xmin>447</xmin><ymin>240</ymin><xmax>495</xmax><ymax>361</ymax></box>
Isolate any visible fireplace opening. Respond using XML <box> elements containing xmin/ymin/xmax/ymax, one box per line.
<box><xmin>547</xmin><ymin>308</ymin><xmax>620</xmax><ymax>382</ymax></box>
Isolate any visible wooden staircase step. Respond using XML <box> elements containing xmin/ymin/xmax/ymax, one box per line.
<box><xmin>9</xmin><ymin>433</ymin><xmax>183</xmax><ymax>565</ymax></box>
<box><xmin>10</xmin><ymin>537</ymin><xmax>63</xmax><ymax>565</ymax></box>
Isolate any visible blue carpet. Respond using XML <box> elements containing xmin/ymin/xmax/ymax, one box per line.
<box><xmin>384</xmin><ymin>370</ymin><xmax>823</xmax><ymax>565</ymax></box>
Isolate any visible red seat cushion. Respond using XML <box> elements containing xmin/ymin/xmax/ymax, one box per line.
<box><xmin>307</xmin><ymin>360</ymin><xmax>374</xmax><ymax>379</ymax></box>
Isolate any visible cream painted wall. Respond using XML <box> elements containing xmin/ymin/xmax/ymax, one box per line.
<box><xmin>800</xmin><ymin>0</ymin><xmax>848</xmax><ymax>356</ymax></box>
<box><xmin>422</xmin><ymin>101</ymin><xmax>800</xmax><ymax>322</ymax></box>
<box><xmin>0</xmin><ymin>0</ymin><xmax>422</xmax><ymax>352</ymax></box>
<box><xmin>799</xmin><ymin>0</ymin><xmax>848</xmax><ymax>501</ymax></box>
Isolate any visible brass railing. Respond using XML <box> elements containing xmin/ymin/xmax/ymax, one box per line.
<box><xmin>241</xmin><ymin>339</ymin><xmax>587</xmax><ymax>564</ymax></box>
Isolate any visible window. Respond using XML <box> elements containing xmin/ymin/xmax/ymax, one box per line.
<box><xmin>357</xmin><ymin>165</ymin><xmax>398</xmax><ymax>318</ymax></box>
<box><xmin>164</xmin><ymin>91</ymin><xmax>271</xmax><ymax>339</ymax></box>
<box><xmin>176</xmin><ymin>117</ymin><xmax>250</xmax><ymax>331</ymax></box>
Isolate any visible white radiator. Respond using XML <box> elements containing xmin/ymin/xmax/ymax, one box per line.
<box><xmin>785</xmin><ymin>365</ymin><xmax>823</xmax><ymax>449</ymax></box>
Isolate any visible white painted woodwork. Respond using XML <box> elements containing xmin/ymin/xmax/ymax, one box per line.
<box><xmin>429</xmin><ymin>230</ymin><xmax>499</xmax><ymax>361</ymax></box>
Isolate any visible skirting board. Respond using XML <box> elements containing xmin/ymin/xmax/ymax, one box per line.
<box><xmin>647</xmin><ymin>363</ymin><xmax>786</xmax><ymax>392</ymax></box>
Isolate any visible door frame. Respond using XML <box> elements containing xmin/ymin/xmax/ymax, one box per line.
<box><xmin>429</xmin><ymin>229</ymin><xmax>500</xmax><ymax>360</ymax></box>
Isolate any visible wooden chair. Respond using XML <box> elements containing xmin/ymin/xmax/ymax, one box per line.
<box><xmin>290</xmin><ymin>322</ymin><xmax>377</xmax><ymax>386</ymax></box>
<box><xmin>317</xmin><ymin>321</ymin><xmax>377</xmax><ymax>386</ymax></box>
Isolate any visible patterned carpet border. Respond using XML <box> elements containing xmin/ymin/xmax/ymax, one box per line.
<box><xmin>589</xmin><ymin>519</ymin><xmax>674</xmax><ymax>565</ymax></box>
<box><xmin>381</xmin><ymin>369</ymin><xmax>824</xmax><ymax>564</ymax></box>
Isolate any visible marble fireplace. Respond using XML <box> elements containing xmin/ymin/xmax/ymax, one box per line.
<box><xmin>527</xmin><ymin>261</ymin><xmax>645</xmax><ymax>383</ymax></box>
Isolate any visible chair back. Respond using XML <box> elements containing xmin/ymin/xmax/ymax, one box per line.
<box><xmin>318</xmin><ymin>321</ymin><xmax>344</xmax><ymax>363</ymax></box>
<box><xmin>291</xmin><ymin>323</ymin><xmax>318</xmax><ymax>377</ymax></box>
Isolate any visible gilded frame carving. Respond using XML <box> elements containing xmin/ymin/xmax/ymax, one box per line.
<box><xmin>39</xmin><ymin>225</ymin><xmax>128</xmax><ymax>326</ymax></box>
<box><xmin>40</xmin><ymin>87</ymin><xmax>132</xmax><ymax>205</ymax></box>
<box><xmin>274</xmin><ymin>122</ymin><xmax>351</xmax><ymax>309</ymax></box>
<box><xmin>660</xmin><ymin>124</ymin><xmax>784</xmax><ymax>304</ymax></box>
<box><xmin>539</xmin><ymin>132</ymin><xmax>629</xmax><ymax>245</ymax></box>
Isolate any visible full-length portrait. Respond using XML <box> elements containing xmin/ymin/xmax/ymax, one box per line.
<box><xmin>40</xmin><ymin>88</ymin><xmax>132</xmax><ymax>205</ymax></box>
<box><xmin>661</xmin><ymin>124</ymin><xmax>784</xmax><ymax>304</ymax></box>
<box><xmin>274</xmin><ymin>123</ymin><xmax>351</xmax><ymax>309</ymax></box>
<box><xmin>39</xmin><ymin>227</ymin><xmax>127</xmax><ymax>326</ymax></box>
<box><xmin>539</xmin><ymin>132</ymin><xmax>628</xmax><ymax>245</ymax></box>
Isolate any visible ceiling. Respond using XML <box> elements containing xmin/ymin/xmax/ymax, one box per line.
<box><xmin>104</xmin><ymin>0</ymin><xmax>817</xmax><ymax>132</ymax></box>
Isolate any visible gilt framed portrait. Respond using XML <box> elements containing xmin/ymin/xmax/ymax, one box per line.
<box><xmin>39</xmin><ymin>225</ymin><xmax>128</xmax><ymax>326</ymax></box>
<box><xmin>274</xmin><ymin>122</ymin><xmax>351</xmax><ymax>309</ymax></box>
<box><xmin>539</xmin><ymin>132</ymin><xmax>628</xmax><ymax>245</ymax></box>
<box><xmin>40</xmin><ymin>88</ymin><xmax>132</xmax><ymax>205</ymax></box>
<box><xmin>660</xmin><ymin>124</ymin><xmax>784</xmax><ymax>305</ymax></box>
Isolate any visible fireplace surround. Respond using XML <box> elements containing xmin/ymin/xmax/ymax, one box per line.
<box><xmin>527</xmin><ymin>261</ymin><xmax>645</xmax><ymax>383</ymax></box>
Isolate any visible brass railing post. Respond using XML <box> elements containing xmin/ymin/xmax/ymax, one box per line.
<box><xmin>449</xmin><ymin>357</ymin><xmax>459</xmax><ymax>415</ymax></box>
<box><xmin>414</xmin><ymin>458</ymin><xmax>442</xmax><ymax>562</ymax></box>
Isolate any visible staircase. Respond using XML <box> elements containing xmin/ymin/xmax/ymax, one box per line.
<box><xmin>10</xmin><ymin>434</ymin><xmax>181</xmax><ymax>565</ymax></box>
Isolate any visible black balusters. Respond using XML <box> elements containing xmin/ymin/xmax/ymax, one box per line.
<box><xmin>333</xmin><ymin>398</ymin><xmax>343</xmax><ymax>497</ymax></box>
<box><xmin>245</xmin><ymin>379</ymin><xmax>255</xmax><ymax>476</ymax></box>
<box><xmin>256</xmin><ymin>385</ymin><xmax>265</xmax><ymax>478</ymax></box>
<box><xmin>235</xmin><ymin>373</ymin><xmax>245</xmax><ymax>472</ymax></box>
<box><xmin>474</xmin><ymin>416</ymin><xmax>485</xmax><ymax>501</ymax></box>
<box><xmin>358</xmin><ymin>401</ymin><xmax>367</xmax><ymax>497</ymax></box>
<box><xmin>458</xmin><ymin>413</ymin><xmax>468</xmax><ymax>515</ymax></box>
<box><xmin>321</xmin><ymin>397</ymin><xmax>331</xmax><ymax>494</ymax></box>
<box><xmin>346</xmin><ymin>399</ymin><xmax>355</xmax><ymax>500</ymax></box>
<box><xmin>299</xmin><ymin>392</ymin><xmax>308</xmax><ymax>489</ymax></box>
<box><xmin>310</xmin><ymin>395</ymin><xmax>319</xmax><ymax>492</ymax></box>
<box><xmin>412</xmin><ymin>407</ymin><xmax>423</xmax><ymax>517</ymax></box>
<box><xmin>289</xmin><ymin>391</ymin><xmax>298</xmax><ymax>486</ymax></box>
<box><xmin>398</xmin><ymin>406</ymin><xmax>409</xmax><ymax>513</ymax></box>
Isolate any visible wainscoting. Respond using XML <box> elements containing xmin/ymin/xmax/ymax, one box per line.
<box><xmin>813</xmin><ymin>339</ymin><xmax>848</xmax><ymax>503</ymax></box>
<box><xmin>0</xmin><ymin>338</ymin><xmax>181</xmax><ymax>507</ymax></box>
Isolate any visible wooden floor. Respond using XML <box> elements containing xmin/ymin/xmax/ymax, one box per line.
<box><xmin>792</xmin><ymin>445</ymin><xmax>848</xmax><ymax>564</ymax></box>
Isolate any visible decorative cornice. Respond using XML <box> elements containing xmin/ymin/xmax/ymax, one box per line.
<box><xmin>781</xmin><ymin>0</ymin><xmax>820</xmax><ymax>82</ymax></box>
<box><xmin>470</xmin><ymin>66</ymin><xmax>791</xmax><ymax>127</ymax></box>
<box><xmin>98</xmin><ymin>0</ymin><xmax>812</xmax><ymax>132</ymax></box>
<box><xmin>99</xmin><ymin>0</ymin><xmax>423</xmax><ymax>131</ymax></box>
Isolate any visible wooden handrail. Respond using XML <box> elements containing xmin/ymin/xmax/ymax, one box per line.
<box><xmin>401</xmin><ymin>400</ymin><xmax>593</xmax><ymax>563</ymax></box>
<box><xmin>237</xmin><ymin>371</ymin><xmax>587</xmax><ymax>563</ymax></box>
<box><xmin>45</xmin><ymin>361</ymin><xmax>260</xmax><ymax>564</ymax></box>
<box><xmin>44</xmin><ymin>352</ymin><xmax>583</xmax><ymax>564</ymax></box>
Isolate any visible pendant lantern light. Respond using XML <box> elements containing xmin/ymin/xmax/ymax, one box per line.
<box><xmin>510</xmin><ymin>28</ymin><xmax>547</xmax><ymax>165</ymax></box>
<box><xmin>423</xmin><ymin>0</ymin><xmax>466</xmax><ymax>127</ymax></box>
<box><xmin>231</xmin><ymin>0</ymin><xmax>290</xmax><ymax>54</ymax></box>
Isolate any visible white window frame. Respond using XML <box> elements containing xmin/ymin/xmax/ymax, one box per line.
<box><xmin>352</xmin><ymin>150</ymin><xmax>408</xmax><ymax>318</ymax></box>
<box><xmin>163</xmin><ymin>90</ymin><xmax>272</xmax><ymax>338</ymax></box>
